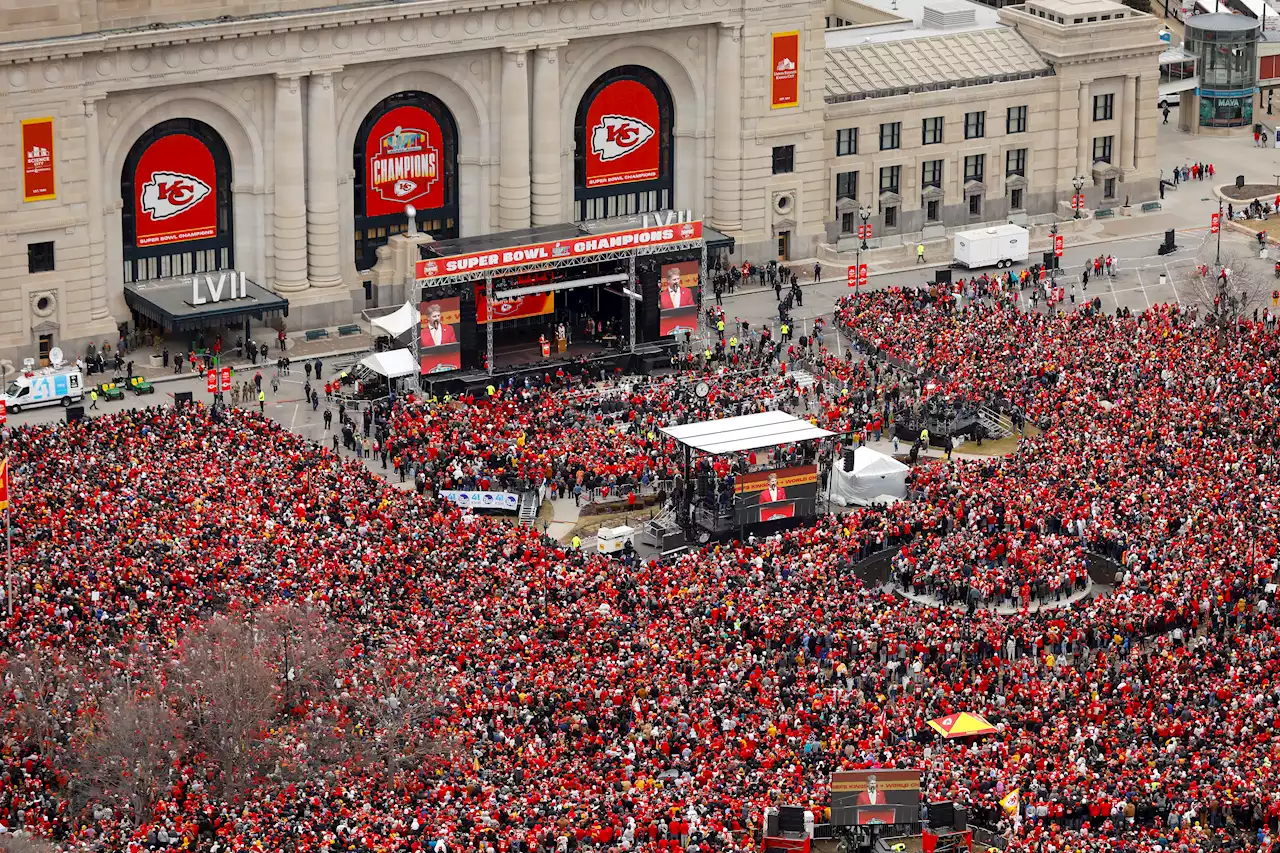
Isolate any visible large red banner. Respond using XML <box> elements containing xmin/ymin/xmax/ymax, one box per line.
<box><xmin>365</xmin><ymin>105</ymin><xmax>445</xmax><ymax>217</ymax></box>
<box><xmin>771</xmin><ymin>32</ymin><xmax>801</xmax><ymax>109</ymax></box>
<box><xmin>476</xmin><ymin>289</ymin><xmax>555</xmax><ymax>324</ymax></box>
<box><xmin>585</xmin><ymin>79</ymin><xmax>661</xmax><ymax>188</ymax></box>
<box><xmin>22</xmin><ymin>118</ymin><xmax>56</xmax><ymax>202</ymax></box>
<box><xmin>134</xmin><ymin>133</ymin><xmax>218</xmax><ymax>247</ymax></box>
<box><xmin>418</xmin><ymin>221</ymin><xmax>703</xmax><ymax>279</ymax></box>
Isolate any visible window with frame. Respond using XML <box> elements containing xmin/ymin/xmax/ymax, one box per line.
<box><xmin>922</xmin><ymin>117</ymin><xmax>944</xmax><ymax>145</ymax></box>
<box><xmin>772</xmin><ymin>145</ymin><xmax>795</xmax><ymax>175</ymax></box>
<box><xmin>1093</xmin><ymin>93</ymin><xmax>1114</xmax><ymax>121</ymax></box>
<box><xmin>1010</xmin><ymin>187</ymin><xmax>1024</xmax><ymax>210</ymax></box>
<box><xmin>1005</xmin><ymin>148</ymin><xmax>1027</xmax><ymax>177</ymax></box>
<box><xmin>28</xmin><ymin>241</ymin><xmax>55</xmax><ymax>273</ymax></box>
<box><xmin>1104</xmin><ymin>177</ymin><xmax>1117</xmax><ymax>198</ymax></box>
<box><xmin>884</xmin><ymin>205</ymin><xmax>898</xmax><ymax>228</ymax></box>
<box><xmin>1007</xmin><ymin>105</ymin><xmax>1028</xmax><ymax>134</ymax></box>
<box><xmin>964</xmin><ymin>154</ymin><xmax>985</xmax><ymax>183</ymax></box>
<box><xmin>841</xmin><ymin>211</ymin><xmax>857</xmax><ymax>233</ymax></box>
<box><xmin>964</xmin><ymin>111</ymin><xmax>986</xmax><ymax>139</ymax></box>
<box><xmin>1092</xmin><ymin>135</ymin><xmax>1113</xmax><ymax>164</ymax></box>
<box><xmin>879</xmin><ymin>165</ymin><xmax>901</xmax><ymax>195</ymax></box>
<box><xmin>835</xmin><ymin>170</ymin><xmax>858</xmax><ymax>200</ymax></box>
<box><xmin>879</xmin><ymin>122</ymin><xmax>901</xmax><ymax>151</ymax></box>
<box><xmin>836</xmin><ymin>127</ymin><xmax>858</xmax><ymax>156</ymax></box>
<box><xmin>922</xmin><ymin>159</ymin><xmax>943</xmax><ymax>189</ymax></box>
<box><xmin>968</xmin><ymin>194</ymin><xmax>982</xmax><ymax>216</ymax></box>
<box><xmin>926</xmin><ymin>199</ymin><xmax>941</xmax><ymax>221</ymax></box>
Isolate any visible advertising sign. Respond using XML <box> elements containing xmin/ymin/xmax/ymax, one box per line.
<box><xmin>771</xmin><ymin>32</ymin><xmax>801</xmax><ymax>109</ymax></box>
<box><xmin>476</xmin><ymin>288</ymin><xmax>555</xmax><ymax>324</ymax></box>
<box><xmin>220</xmin><ymin>367</ymin><xmax>232</xmax><ymax>392</ymax></box>
<box><xmin>134</xmin><ymin>133</ymin><xmax>218</xmax><ymax>247</ymax></box>
<box><xmin>733</xmin><ymin>464</ymin><xmax>818</xmax><ymax>525</ymax></box>
<box><xmin>21</xmin><ymin>118</ymin><xmax>56</xmax><ymax>202</ymax></box>
<box><xmin>439</xmin><ymin>490</ymin><xmax>521</xmax><ymax>512</ymax></box>
<box><xmin>1053</xmin><ymin>234</ymin><xmax>1064</xmax><ymax>257</ymax></box>
<box><xmin>365</xmin><ymin>105</ymin><xmax>445</xmax><ymax>217</ymax></box>
<box><xmin>830</xmin><ymin>769</ymin><xmax>922</xmax><ymax>827</ymax></box>
<box><xmin>659</xmin><ymin>260</ymin><xmax>700</xmax><ymax>336</ymax></box>
<box><xmin>420</xmin><ymin>296</ymin><xmax>462</xmax><ymax>374</ymax></box>
<box><xmin>1210</xmin><ymin>212</ymin><xmax>1221</xmax><ymax>234</ymax></box>
<box><xmin>585</xmin><ymin>78</ymin><xmax>661</xmax><ymax>188</ymax></box>
<box><xmin>206</xmin><ymin>369</ymin><xmax>218</xmax><ymax>393</ymax></box>
<box><xmin>418</xmin><ymin>221</ymin><xmax>703</xmax><ymax>279</ymax></box>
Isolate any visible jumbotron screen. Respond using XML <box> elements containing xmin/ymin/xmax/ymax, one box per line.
<box><xmin>830</xmin><ymin>769</ymin><xmax>921</xmax><ymax>827</ymax></box>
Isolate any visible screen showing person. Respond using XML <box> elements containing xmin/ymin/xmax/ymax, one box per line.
<box><xmin>659</xmin><ymin>261</ymin><xmax>699</xmax><ymax>337</ymax></box>
<box><xmin>858</xmin><ymin>776</ymin><xmax>884</xmax><ymax>806</ymax></box>
<box><xmin>419</xmin><ymin>296</ymin><xmax>461</xmax><ymax>374</ymax></box>
<box><xmin>421</xmin><ymin>301</ymin><xmax>458</xmax><ymax>347</ymax></box>
<box><xmin>756</xmin><ymin>472</ymin><xmax>786</xmax><ymax>504</ymax></box>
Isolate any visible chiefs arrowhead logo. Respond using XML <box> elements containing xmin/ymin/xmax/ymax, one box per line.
<box><xmin>591</xmin><ymin>115</ymin><xmax>655</xmax><ymax>162</ymax></box>
<box><xmin>140</xmin><ymin>171</ymin><xmax>211</xmax><ymax>220</ymax></box>
<box><xmin>490</xmin><ymin>299</ymin><xmax>523</xmax><ymax>318</ymax></box>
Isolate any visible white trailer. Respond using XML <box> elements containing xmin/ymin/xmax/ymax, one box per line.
<box><xmin>952</xmin><ymin>224</ymin><xmax>1029</xmax><ymax>269</ymax></box>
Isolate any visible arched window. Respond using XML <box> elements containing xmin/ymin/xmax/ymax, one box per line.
<box><xmin>121</xmin><ymin>118</ymin><xmax>234</xmax><ymax>283</ymax></box>
<box><xmin>574</xmin><ymin>65</ymin><xmax>675</xmax><ymax>222</ymax></box>
<box><xmin>353</xmin><ymin>91</ymin><xmax>459</xmax><ymax>271</ymax></box>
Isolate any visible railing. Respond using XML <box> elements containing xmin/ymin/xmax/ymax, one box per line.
<box><xmin>518</xmin><ymin>491</ymin><xmax>540</xmax><ymax>527</ymax></box>
<box><xmin>977</xmin><ymin>405</ymin><xmax>1013</xmax><ymax>439</ymax></box>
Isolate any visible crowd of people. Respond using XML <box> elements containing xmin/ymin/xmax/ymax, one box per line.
<box><xmin>1</xmin><ymin>280</ymin><xmax>1279</xmax><ymax>853</ymax></box>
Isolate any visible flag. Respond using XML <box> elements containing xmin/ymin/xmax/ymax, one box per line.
<box><xmin>1000</xmin><ymin>788</ymin><xmax>1020</xmax><ymax>815</ymax></box>
<box><xmin>0</xmin><ymin>459</ymin><xmax>9</xmax><ymax>511</ymax></box>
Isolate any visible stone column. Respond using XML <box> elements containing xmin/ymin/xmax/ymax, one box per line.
<box><xmin>712</xmin><ymin>23</ymin><xmax>743</xmax><ymax>232</ymax></box>
<box><xmin>273</xmin><ymin>73</ymin><xmax>310</xmax><ymax>294</ymax></box>
<box><xmin>84</xmin><ymin>96</ymin><xmax>110</xmax><ymax>321</ymax></box>
<box><xmin>530</xmin><ymin>45</ymin><xmax>564</xmax><ymax>225</ymax></box>
<box><xmin>1120</xmin><ymin>74</ymin><xmax>1137</xmax><ymax>172</ymax></box>
<box><xmin>1076</xmin><ymin>81</ymin><xmax>1091</xmax><ymax>179</ymax></box>
<box><xmin>499</xmin><ymin>48</ymin><xmax>532</xmax><ymax>231</ymax></box>
<box><xmin>306</xmin><ymin>70</ymin><xmax>345</xmax><ymax>288</ymax></box>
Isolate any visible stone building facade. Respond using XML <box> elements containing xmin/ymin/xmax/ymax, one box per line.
<box><xmin>0</xmin><ymin>0</ymin><xmax>1159</xmax><ymax>366</ymax></box>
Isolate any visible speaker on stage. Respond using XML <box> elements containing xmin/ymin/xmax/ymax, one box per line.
<box><xmin>952</xmin><ymin>805</ymin><xmax>967</xmax><ymax>831</ymax></box>
<box><xmin>929</xmin><ymin>801</ymin><xmax>954</xmax><ymax>829</ymax></box>
<box><xmin>843</xmin><ymin>447</ymin><xmax>856</xmax><ymax>470</ymax></box>
<box><xmin>173</xmin><ymin>391</ymin><xmax>193</xmax><ymax>408</ymax></box>
<box><xmin>777</xmin><ymin>806</ymin><xmax>806</xmax><ymax>835</ymax></box>
<box><xmin>934</xmin><ymin>269</ymin><xmax>952</xmax><ymax>285</ymax></box>
<box><xmin>66</xmin><ymin>405</ymin><xmax>84</xmax><ymax>424</ymax></box>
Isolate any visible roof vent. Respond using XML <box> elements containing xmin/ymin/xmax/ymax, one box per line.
<box><xmin>922</xmin><ymin>1</ymin><xmax>978</xmax><ymax>27</ymax></box>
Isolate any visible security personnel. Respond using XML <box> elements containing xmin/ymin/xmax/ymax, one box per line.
<box><xmin>716</xmin><ymin>318</ymin><xmax>725</xmax><ymax>341</ymax></box>
<box><xmin>780</xmin><ymin>322</ymin><xmax>790</xmax><ymax>342</ymax></box>
<box><xmin>920</xmin><ymin>427</ymin><xmax>930</xmax><ymax>445</ymax></box>
<box><xmin>916</xmin><ymin>243</ymin><xmax>926</xmax><ymax>263</ymax></box>
<box><xmin>704</xmin><ymin>347</ymin><xmax>713</xmax><ymax>364</ymax></box>
<box><xmin>571</xmin><ymin>534</ymin><xmax>582</xmax><ymax>550</ymax></box>
<box><xmin>486</xmin><ymin>384</ymin><xmax>496</xmax><ymax>397</ymax></box>
<box><xmin>258</xmin><ymin>388</ymin><xmax>266</xmax><ymax>413</ymax></box>
<box><xmin>89</xmin><ymin>388</ymin><xmax>99</xmax><ymax>410</ymax></box>
<box><xmin>728</xmin><ymin>335</ymin><xmax>738</xmax><ymax>352</ymax></box>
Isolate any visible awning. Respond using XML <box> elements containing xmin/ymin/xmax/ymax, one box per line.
<box><xmin>357</xmin><ymin>348</ymin><xmax>418</xmax><ymax>379</ymax></box>
<box><xmin>124</xmin><ymin>273</ymin><xmax>288</xmax><ymax>333</ymax></box>
<box><xmin>661</xmin><ymin>410</ymin><xmax>834</xmax><ymax>455</ymax></box>
<box><xmin>370</xmin><ymin>302</ymin><xmax>420</xmax><ymax>338</ymax></box>
<box><xmin>703</xmin><ymin>224</ymin><xmax>735</xmax><ymax>254</ymax></box>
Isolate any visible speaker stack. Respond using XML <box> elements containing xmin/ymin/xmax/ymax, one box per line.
<box><xmin>66</xmin><ymin>405</ymin><xmax>85</xmax><ymax>424</ymax></box>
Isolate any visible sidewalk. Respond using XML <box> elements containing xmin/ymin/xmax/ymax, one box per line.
<box><xmin>88</xmin><ymin>332</ymin><xmax>374</xmax><ymax>386</ymax></box>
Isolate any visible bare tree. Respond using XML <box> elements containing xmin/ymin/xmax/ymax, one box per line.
<box><xmin>70</xmin><ymin>678</ymin><xmax>177</xmax><ymax>826</ymax></box>
<box><xmin>0</xmin><ymin>834</ymin><xmax>60</xmax><ymax>853</ymax></box>
<box><xmin>163</xmin><ymin>615</ymin><xmax>277</xmax><ymax>801</ymax></box>
<box><xmin>5</xmin><ymin>645</ymin><xmax>77</xmax><ymax>761</ymax></box>
<box><xmin>255</xmin><ymin>604</ymin><xmax>349</xmax><ymax>710</ymax></box>
<box><xmin>345</xmin><ymin>655</ymin><xmax>452</xmax><ymax>784</ymax></box>
<box><xmin>1190</xmin><ymin>252</ymin><xmax>1271</xmax><ymax>334</ymax></box>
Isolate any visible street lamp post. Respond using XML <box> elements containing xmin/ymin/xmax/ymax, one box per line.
<box><xmin>1072</xmin><ymin>175</ymin><xmax>1086</xmax><ymax>220</ymax></box>
<box><xmin>1216</xmin><ymin>199</ymin><xmax>1224</xmax><ymax>266</ymax></box>
<box><xmin>859</xmin><ymin>206</ymin><xmax>872</xmax><ymax>251</ymax></box>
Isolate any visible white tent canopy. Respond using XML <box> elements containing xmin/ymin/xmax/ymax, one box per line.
<box><xmin>660</xmin><ymin>410</ymin><xmax>835</xmax><ymax>455</ymax></box>
<box><xmin>829</xmin><ymin>446</ymin><xmax>909</xmax><ymax>506</ymax></box>
<box><xmin>369</xmin><ymin>302</ymin><xmax>420</xmax><ymax>338</ymax></box>
<box><xmin>357</xmin><ymin>348</ymin><xmax>418</xmax><ymax>379</ymax></box>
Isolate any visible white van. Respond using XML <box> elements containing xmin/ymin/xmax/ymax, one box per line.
<box><xmin>3</xmin><ymin>366</ymin><xmax>84</xmax><ymax>413</ymax></box>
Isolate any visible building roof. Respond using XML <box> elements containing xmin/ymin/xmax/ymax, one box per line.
<box><xmin>1185</xmin><ymin>12</ymin><xmax>1262</xmax><ymax>33</ymax></box>
<box><xmin>1030</xmin><ymin>0</ymin><xmax>1130</xmax><ymax>16</ymax></box>
<box><xmin>825</xmin><ymin>26</ymin><xmax>1053</xmax><ymax>102</ymax></box>
<box><xmin>660</xmin><ymin>410</ymin><xmax>835</xmax><ymax>455</ymax></box>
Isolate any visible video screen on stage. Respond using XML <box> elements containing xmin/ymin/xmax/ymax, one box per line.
<box><xmin>475</xmin><ymin>286</ymin><xmax>555</xmax><ymax>324</ymax></box>
<box><xmin>420</xmin><ymin>296</ymin><xmax>462</xmax><ymax>374</ymax></box>
<box><xmin>659</xmin><ymin>261</ymin><xmax>699</xmax><ymax>337</ymax></box>
<box><xmin>733</xmin><ymin>464</ymin><xmax>818</xmax><ymax>525</ymax></box>
<box><xmin>830</xmin><ymin>769</ymin><xmax>922</xmax><ymax>827</ymax></box>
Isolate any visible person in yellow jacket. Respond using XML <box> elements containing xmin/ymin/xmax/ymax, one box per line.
<box><xmin>571</xmin><ymin>534</ymin><xmax>582</xmax><ymax>550</ymax></box>
<box><xmin>257</xmin><ymin>388</ymin><xmax>266</xmax><ymax>413</ymax></box>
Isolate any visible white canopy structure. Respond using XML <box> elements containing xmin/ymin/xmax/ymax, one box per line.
<box><xmin>829</xmin><ymin>446</ymin><xmax>909</xmax><ymax>506</ymax></box>
<box><xmin>357</xmin><ymin>348</ymin><xmax>419</xmax><ymax>379</ymax></box>
<box><xmin>369</xmin><ymin>302</ymin><xmax>420</xmax><ymax>339</ymax></box>
<box><xmin>660</xmin><ymin>410</ymin><xmax>835</xmax><ymax>455</ymax></box>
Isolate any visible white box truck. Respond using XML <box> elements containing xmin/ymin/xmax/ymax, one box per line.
<box><xmin>952</xmin><ymin>224</ymin><xmax>1029</xmax><ymax>269</ymax></box>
